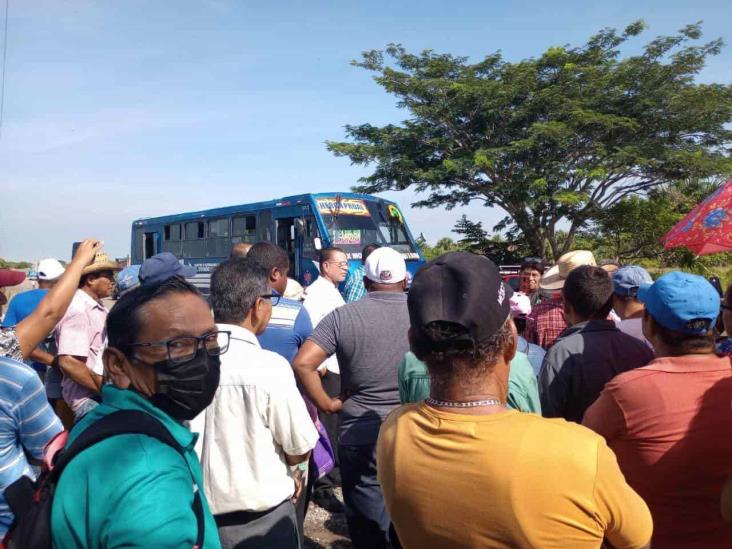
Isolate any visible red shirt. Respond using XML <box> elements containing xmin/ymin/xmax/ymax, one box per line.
<box><xmin>583</xmin><ymin>354</ymin><xmax>732</xmax><ymax>548</ymax></box>
<box><xmin>527</xmin><ymin>295</ymin><xmax>567</xmax><ymax>349</ymax></box>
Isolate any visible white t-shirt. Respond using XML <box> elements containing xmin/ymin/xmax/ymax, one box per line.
<box><xmin>303</xmin><ymin>276</ymin><xmax>345</xmax><ymax>374</ymax></box>
<box><xmin>195</xmin><ymin>324</ymin><xmax>318</xmax><ymax>514</ymax></box>
<box><xmin>619</xmin><ymin>317</ymin><xmax>652</xmax><ymax>349</ymax></box>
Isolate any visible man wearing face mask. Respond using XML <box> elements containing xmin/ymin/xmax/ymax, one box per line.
<box><xmin>199</xmin><ymin>257</ymin><xmax>317</xmax><ymax>549</ymax></box>
<box><xmin>51</xmin><ymin>276</ymin><xmax>225</xmax><ymax>549</ymax></box>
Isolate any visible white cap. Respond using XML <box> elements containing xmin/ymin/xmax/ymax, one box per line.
<box><xmin>364</xmin><ymin>247</ymin><xmax>407</xmax><ymax>284</ymax></box>
<box><xmin>37</xmin><ymin>258</ymin><xmax>65</xmax><ymax>281</ymax></box>
<box><xmin>510</xmin><ymin>292</ymin><xmax>532</xmax><ymax>317</ymax></box>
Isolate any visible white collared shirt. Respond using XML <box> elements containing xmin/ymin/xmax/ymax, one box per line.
<box><xmin>194</xmin><ymin>323</ymin><xmax>318</xmax><ymax>514</ymax></box>
<box><xmin>303</xmin><ymin>276</ymin><xmax>345</xmax><ymax>374</ymax></box>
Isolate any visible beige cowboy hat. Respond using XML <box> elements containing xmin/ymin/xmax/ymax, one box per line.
<box><xmin>81</xmin><ymin>250</ymin><xmax>122</xmax><ymax>276</ymax></box>
<box><xmin>539</xmin><ymin>250</ymin><xmax>597</xmax><ymax>291</ymax></box>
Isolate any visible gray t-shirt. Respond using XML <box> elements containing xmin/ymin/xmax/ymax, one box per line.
<box><xmin>309</xmin><ymin>291</ymin><xmax>409</xmax><ymax>445</ymax></box>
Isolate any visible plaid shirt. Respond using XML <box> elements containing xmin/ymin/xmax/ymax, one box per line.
<box><xmin>343</xmin><ymin>266</ymin><xmax>367</xmax><ymax>303</ymax></box>
<box><xmin>527</xmin><ymin>295</ymin><xmax>567</xmax><ymax>350</ymax></box>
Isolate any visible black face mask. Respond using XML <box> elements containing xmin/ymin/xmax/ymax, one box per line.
<box><xmin>148</xmin><ymin>347</ymin><xmax>221</xmax><ymax>421</ymax></box>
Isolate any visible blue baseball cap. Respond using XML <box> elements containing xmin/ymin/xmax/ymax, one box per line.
<box><xmin>139</xmin><ymin>252</ymin><xmax>198</xmax><ymax>287</ymax></box>
<box><xmin>612</xmin><ymin>266</ymin><xmax>653</xmax><ymax>297</ymax></box>
<box><xmin>116</xmin><ymin>265</ymin><xmax>141</xmax><ymax>295</ymax></box>
<box><xmin>637</xmin><ymin>271</ymin><xmax>720</xmax><ymax>334</ymax></box>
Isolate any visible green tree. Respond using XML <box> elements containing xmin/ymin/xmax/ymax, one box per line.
<box><xmin>452</xmin><ymin>214</ymin><xmax>489</xmax><ymax>252</ymax></box>
<box><xmin>417</xmin><ymin>236</ymin><xmax>464</xmax><ymax>261</ymax></box>
<box><xmin>328</xmin><ymin>22</ymin><xmax>732</xmax><ymax>260</ymax></box>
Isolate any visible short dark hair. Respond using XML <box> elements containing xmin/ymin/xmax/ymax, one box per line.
<box><xmin>362</xmin><ymin>243</ymin><xmax>381</xmax><ymax>263</ymax></box>
<box><xmin>562</xmin><ymin>265</ymin><xmax>613</xmax><ymax>320</ymax></box>
<box><xmin>646</xmin><ymin>312</ymin><xmax>715</xmax><ymax>355</ymax></box>
<box><xmin>520</xmin><ymin>257</ymin><xmax>544</xmax><ymax>273</ymax></box>
<box><xmin>513</xmin><ymin>316</ymin><xmax>528</xmax><ymax>336</ymax></box>
<box><xmin>210</xmin><ymin>257</ymin><xmax>268</xmax><ymax>325</ymax></box>
<box><xmin>248</xmin><ymin>242</ymin><xmax>289</xmax><ymax>272</ymax></box>
<box><xmin>411</xmin><ymin>318</ymin><xmax>513</xmax><ymax>372</ymax></box>
<box><xmin>107</xmin><ymin>276</ymin><xmax>201</xmax><ymax>353</ymax></box>
<box><xmin>319</xmin><ymin>247</ymin><xmax>345</xmax><ymax>265</ymax></box>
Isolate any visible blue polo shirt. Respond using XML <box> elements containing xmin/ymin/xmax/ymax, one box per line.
<box><xmin>51</xmin><ymin>385</ymin><xmax>221</xmax><ymax>549</ymax></box>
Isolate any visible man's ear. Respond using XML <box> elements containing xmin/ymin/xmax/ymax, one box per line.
<box><xmin>104</xmin><ymin>347</ymin><xmax>131</xmax><ymax>389</ymax></box>
<box><xmin>250</xmin><ymin>297</ymin><xmax>270</xmax><ymax>333</ymax></box>
<box><xmin>504</xmin><ymin>319</ymin><xmax>518</xmax><ymax>363</ymax></box>
<box><xmin>269</xmin><ymin>267</ymin><xmax>279</xmax><ymax>284</ymax></box>
<box><xmin>402</xmin><ymin>279</ymin><xmax>408</xmax><ymax>291</ymax></box>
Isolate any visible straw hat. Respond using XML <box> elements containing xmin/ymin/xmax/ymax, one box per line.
<box><xmin>81</xmin><ymin>250</ymin><xmax>122</xmax><ymax>276</ymax></box>
<box><xmin>539</xmin><ymin>250</ymin><xmax>596</xmax><ymax>291</ymax></box>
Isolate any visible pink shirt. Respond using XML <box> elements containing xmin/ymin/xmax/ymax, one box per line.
<box><xmin>583</xmin><ymin>354</ymin><xmax>732</xmax><ymax>548</ymax></box>
<box><xmin>55</xmin><ymin>289</ymin><xmax>108</xmax><ymax>412</ymax></box>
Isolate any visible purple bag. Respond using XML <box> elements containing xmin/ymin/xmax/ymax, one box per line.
<box><xmin>303</xmin><ymin>397</ymin><xmax>335</xmax><ymax>479</ymax></box>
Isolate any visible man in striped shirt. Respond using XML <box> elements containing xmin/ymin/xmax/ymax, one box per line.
<box><xmin>0</xmin><ymin>355</ymin><xmax>63</xmax><ymax>536</ymax></box>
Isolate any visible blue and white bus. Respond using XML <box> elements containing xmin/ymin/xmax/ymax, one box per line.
<box><xmin>130</xmin><ymin>192</ymin><xmax>425</xmax><ymax>292</ymax></box>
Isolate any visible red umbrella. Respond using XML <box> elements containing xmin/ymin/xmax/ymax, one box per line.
<box><xmin>662</xmin><ymin>180</ymin><xmax>732</xmax><ymax>255</ymax></box>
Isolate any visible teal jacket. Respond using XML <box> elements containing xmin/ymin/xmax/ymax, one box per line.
<box><xmin>52</xmin><ymin>385</ymin><xmax>221</xmax><ymax>549</ymax></box>
<box><xmin>398</xmin><ymin>351</ymin><xmax>542</xmax><ymax>414</ymax></box>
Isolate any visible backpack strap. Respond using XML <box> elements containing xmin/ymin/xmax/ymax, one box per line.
<box><xmin>51</xmin><ymin>410</ymin><xmax>205</xmax><ymax>549</ymax></box>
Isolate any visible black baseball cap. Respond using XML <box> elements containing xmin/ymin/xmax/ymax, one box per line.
<box><xmin>408</xmin><ymin>252</ymin><xmax>513</xmax><ymax>350</ymax></box>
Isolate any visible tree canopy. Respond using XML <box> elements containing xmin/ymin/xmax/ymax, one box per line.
<box><xmin>328</xmin><ymin>21</ymin><xmax>732</xmax><ymax>260</ymax></box>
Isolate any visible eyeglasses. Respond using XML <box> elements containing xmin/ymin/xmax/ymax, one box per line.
<box><xmin>260</xmin><ymin>292</ymin><xmax>281</xmax><ymax>307</ymax></box>
<box><xmin>127</xmin><ymin>330</ymin><xmax>231</xmax><ymax>365</ymax></box>
<box><xmin>326</xmin><ymin>261</ymin><xmax>349</xmax><ymax>268</ymax></box>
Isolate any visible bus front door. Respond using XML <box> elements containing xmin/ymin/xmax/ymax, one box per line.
<box><xmin>273</xmin><ymin>205</ymin><xmax>312</xmax><ymax>283</ymax></box>
<box><xmin>143</xmin><ymin>231</ymin><xmax>159</xmax><ymax>260</ymax></box>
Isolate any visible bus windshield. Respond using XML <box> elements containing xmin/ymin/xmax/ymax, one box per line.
<box><xmin>320</xmin><ymin>199</ymin><xmax>416</xmax><ymax>255</ymax></box>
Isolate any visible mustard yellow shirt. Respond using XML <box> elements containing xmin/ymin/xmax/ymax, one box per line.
<box><xmin>377</xmin><ymin>403</ymin><xmax>652</xmax><ymax>549</ymax></box>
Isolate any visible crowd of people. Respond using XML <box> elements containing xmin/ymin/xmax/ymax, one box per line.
<box><xmin>0</xmin><ymin>239</ymin><xmax>731</xmax><ymax>548</ymax></box>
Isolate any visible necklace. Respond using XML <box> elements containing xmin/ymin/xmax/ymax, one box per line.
<box><xmin>426</xmin><ymin>397</ymin><xmax>504</xmax><ymax>408</ymax></box>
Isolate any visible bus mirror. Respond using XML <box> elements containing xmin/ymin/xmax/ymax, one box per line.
<box><xmin>313</xmin><ymin>237</ymin><xmax>322</xmax><ymax>250</ymax></box>
<box><xmin>294</xmin><ymin>218</ymin><xmax>305</xmax><ymax>236</ymax></box>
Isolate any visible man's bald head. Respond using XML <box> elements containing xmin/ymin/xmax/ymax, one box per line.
<box><xmin>230</xmin><ymin>242</ymin><xmax>253</xmax><ymax>258</ymax></box>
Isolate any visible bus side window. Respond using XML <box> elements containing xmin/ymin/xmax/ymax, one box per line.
<box><xmin>182</xmin><ymin>221</ymin><xmax>206</xmax><ymax>259</ymax></box>
<box><xmin>208</xmin><ymin>218</ymin><xmax>230</xmax><ymax>237</ymax></box>
<box><xmin>232</xmin><ymin>215</ymin><xmax>257</xmax><ymax>242</ymax></box>
<box><xmin>301</xmin><ymin>216</ymin><xmax>321</xmax><ymax>260</ymax></box>
<box><xmin>185</xmin><ymin>221</ymin><xmax>205</xmax><ymax>240</ymax></box>
<box><xmin>257</xmin><ymin>211</ymin><xmax>272</xmax><ymax>242</ymax></box>
<box><xmin>164</xmin><ymin>224</ymin><xmax>181</xmax><ymax>241</ymax></box>
<box><xmin>163</xmin><ymin>224</ymin><xmax>183</xmax><ymax>256</ymax></box>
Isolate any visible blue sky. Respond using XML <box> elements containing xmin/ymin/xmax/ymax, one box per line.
<box><xmin>1</xmin><ymin>0</ymin><xmax>730</xmax><ymax>261</ymax></box>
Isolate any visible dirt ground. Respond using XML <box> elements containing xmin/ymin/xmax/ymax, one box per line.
<box><xmin>304</xmin><ymin>488</ymin><xmax>352</xmax><ymax>548</ymax></box>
